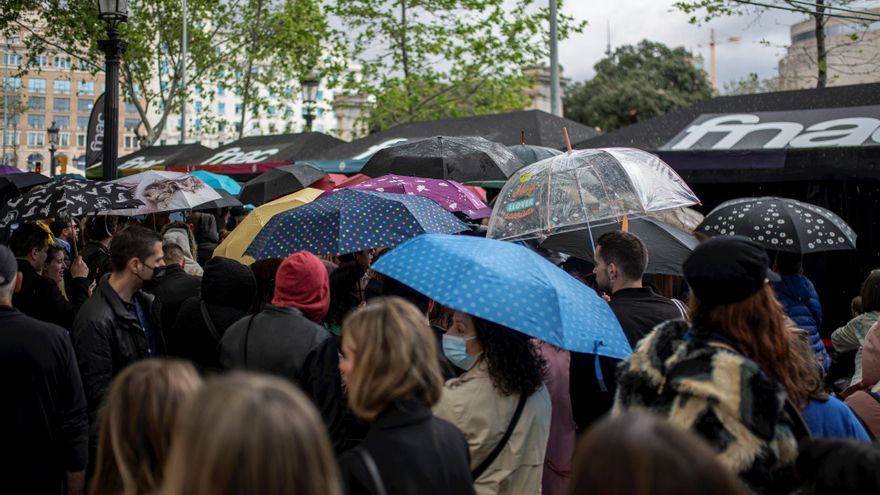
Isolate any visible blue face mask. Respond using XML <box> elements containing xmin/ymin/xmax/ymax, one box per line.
<box><xmin>442</xmin><ymin>334</ymin><xmax>478</xmax><ymax>371</ymax></box>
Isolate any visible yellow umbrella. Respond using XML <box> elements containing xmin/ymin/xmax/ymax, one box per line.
<box><xmin>213</xmin><ymin>187</ymin><xmax>324</xmax><ymax>264</ymax></box>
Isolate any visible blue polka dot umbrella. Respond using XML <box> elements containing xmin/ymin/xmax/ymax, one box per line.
<box><xmin>372</xmin><ymin>234</ymin><xmax>629</xmax><ymax>358</ymax></box>
<box><xmin>245</xmin><ymin>189</ymin><xmax>470</xmax><ymax>259</ymax></box>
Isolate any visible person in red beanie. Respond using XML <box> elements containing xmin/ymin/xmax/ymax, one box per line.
<box><xmin>219</xmin><ymin>251</ymin><xmax>351</xmax><ymax>451</ymax></box>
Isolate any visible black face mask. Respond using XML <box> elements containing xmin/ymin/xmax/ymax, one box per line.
<box><xmin>137</xmin><ymin>261</ymin><xmax>166</xmax><ymax>284</ymax></box>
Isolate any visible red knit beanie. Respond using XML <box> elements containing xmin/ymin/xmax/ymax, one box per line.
<box><xmin>272</xmin><ymin>251</ymin><xmax>330</xmax><ymax>322</ymax></box>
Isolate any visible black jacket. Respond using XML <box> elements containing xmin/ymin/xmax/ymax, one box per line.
<box><xmin>219</xmin><ymin>305</ymin><xmax>349</xmax><ymax>451</ymax></box>
<box><xmin>0</xmin><ymin>306</ymin><xmax>88</xmax><ymax>495</ymax></box>
<box><xmin>80</xmin><ymin>240</ymin><xmax>111</xmax><ymax>285</ymax></box>
<box><xmin>147</xmin><ymin>264</ymin><xmax>201</xmax><ymax>336</ymax></box>
<box><xmin>569</xmin><ymin>287</ymin><xmax>684</xmax><ymax>432</ymax></box>
<box><xmin>12</xmin><ymin>258</ymin><xmax>89</xmax><ymax>330</ymax></box>
<box><xmin>339</xmin><ymin>399</ymin><xmax>475</xmax><ymax>495</ymax></box>
<box><xmin>189</xmin><ymin>212</ymin><xmax>219</xmax><ymax>265</ymax></box>
<box><xmin>71</xmin><ymin>279</ymin><xmax>164</xmax><ymax>446</ymax></box>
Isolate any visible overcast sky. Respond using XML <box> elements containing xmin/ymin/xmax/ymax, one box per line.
<box><xmin>557</xmin><ymin>1</ymin><xmax>812</xmax><ymax>90</ymax></box>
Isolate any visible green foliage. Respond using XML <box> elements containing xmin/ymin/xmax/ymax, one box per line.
<box><xmin>329</xmin><ymin>0</ymin><xmax>586</xmax><ymax>131</ymax></box>
<box><xmin>722</xmin><ymin>72</ymin><xmax>783</xmax><ymax>95</ymax></box>
<box><xmin>563</xmin><ymin>40</ymin><xmax>712</xmax><ymax>132</ymax></box>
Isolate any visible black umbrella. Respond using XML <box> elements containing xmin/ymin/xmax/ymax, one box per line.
<box><xmin>0</xmin><ymin>177</ymin><xmax>142</xmax><ymax>227</ymax></box>
<box><xmin>193</xmin><ymin>189</ymin><xmax>243</xmax><ymax>210</ymax></box>
<box><xmin>239</xmin><ymin>163</ymin><xmax>326</xmax><ymax>206</ymax></box>
<box><xmin>360</xmin><ymin>136</ymin><xmax>525</xmax><ymax>182</ymax></box>
<box><xmin>0</xmin><ymin>172</ymin><xmax>51</xmax><ymax>197</ymax></box>
<box><xmin>540</xmin><ymin>217</ymin><xmax>699</xmax><ymax>275</ymax></box>
<box><xmin>697</xmin><ymin>197</ymin><xmax>857</xmax><ymax>254</ymax></box>
<box><xmin>506</xmin><ymin>144</ymin><xmax>562</xmax><ymax>165</ymax></box>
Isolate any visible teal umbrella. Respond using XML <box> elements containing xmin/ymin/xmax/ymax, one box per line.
<box><xmin>191</xmin><ymin>170</ymin><xmax>241</xmax><ymax>195</ymax></box>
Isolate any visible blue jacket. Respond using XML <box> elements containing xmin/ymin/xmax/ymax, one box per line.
<box><xmin>773</xmin><ymin>274</ymin><xmax>831</xmax><ymax>371</ymax></box>
<box><xmin>802</xmin><ymin>396</ymin><xmax>871</xmax><ymax>442</ymax></box>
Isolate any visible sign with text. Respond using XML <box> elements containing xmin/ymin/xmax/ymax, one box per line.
<box><xmin>86</xmin><ymin>93</ymin><xmax>106</xmax><ymax>166</ymax></box>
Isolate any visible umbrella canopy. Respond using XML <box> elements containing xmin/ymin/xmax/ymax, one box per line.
<box><xmin>487</xmin><ymin>148</ymin><xmax>700</xmax><ymax>241</ymax></box>
<box><xmin>191</xmin><ymin>170</ymin><xmax>242</xmax><ymax>195</ymax></box>
<box><xmin>245</xmin><ymin>189</ymin><xmax>469</xmax><ymax>259</ymax></box>
<box><xmin>697</xmin><ymin>197</ymin><xmax>857</xmax><ymax>253</ymax></box>
<box><xmin>0</xmin><ymin>171</ymin><xmax>51</xmax><ymax>197</ymax></box>
<box><xmin>0</xmin><ymin>165</ymin><xmax>22</xmax><ymax>174</ymax></box>
<box><xmin>540</xmin><ymin>217</ymin><xmax>699</xmax><ymax>275</ymax></box>
<box><xmin>507</xmin><ymin>144</ymin><xmax>562</xmax><ymax>165</ymax></box>
<box><xmin>372</xmin><ymin>234</ymin><xmax>629</xmax><ymax>358</ymax></box>
<box><xmin>321</xmin><ymin>174</ymin><xmax>492</xmax><ymax>219</ymax></box>
<box><xmin>0</xmin><ymin>176</ymin><xmax>141</xmax><ymax>227</ymax></box>
<box><xmin>359</xmin><ymin>136</ymin><xmax>524</xmax><ymax>183</ymax></box>
<box><xmin>214</xmin><ymin>188</ymin><xmax>323</xmax><ymax>264</ymax></box>
<box><xmin>239</xmin><ymin>163</ymin><xmax>326</xmax><ymax>205</ymax></box>
<box><xmin>193</xmin><ymin>189</ymin><xmax>242</xmax><ymax>210</ymax></box>
<box><xmin>104</xmin><ymin>171</ymin><xmax>221</xmax><ymax>216</ymax></box>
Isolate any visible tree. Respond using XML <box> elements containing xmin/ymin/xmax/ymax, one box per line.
<box><xmin>723</xmin><ymin>72</ymin><xmax>784</xmax><ymax>95</ymax></box>
<box><xmin>328</xmin><ymin>0</ymin><xmax>586</xmax><ymax>131</ymax></box>
<box><xmin>563</xmin><ymin>40</ymin><xmax>712</xmax><ymax>132</ymax></box>
<box><xmin>673</xmin><ymin>0</ymin><xmax>878</xmax><ymax>88</ymax></box>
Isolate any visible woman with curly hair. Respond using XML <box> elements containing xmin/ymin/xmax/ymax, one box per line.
<box><xmin>433</xmin><ymin>310</ymin><xmax>551</xmax><ymax>495</ymax></box>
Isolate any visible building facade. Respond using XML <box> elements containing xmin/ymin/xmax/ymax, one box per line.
<box><xmin>778</xmin><ymin>9</ymin><xmax>880</xmax><ymax>89</ymax></box>
<box><xmin>1</xmin><ymin>33</ymin><xmax>136</xmax><ymax>173</ymax></box>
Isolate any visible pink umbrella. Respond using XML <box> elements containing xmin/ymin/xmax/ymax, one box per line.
<box><xmin>321</xmin><ymin>174</ymin><xmax>492</xmax><ymax>219</ymax></box>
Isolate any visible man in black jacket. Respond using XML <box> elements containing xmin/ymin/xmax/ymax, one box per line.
<box><xmin>10</xmin><ymin>223</ymin><xmax>90</xmax><ymax>329</ymax></box>
<box><xmin>147</xmin><ymin>242</ymin><xmax>200</xmax><ymax>335</ymax></box>
<box><xmin>71</xmin><ymin>225</ymin><xmax>165</xmax><ymax>469</ymax></box>
<box><xmin>569</xmin><ymin>231</ymin><xmax>685</xmax><ymax>432</ymax></box>
<box><xmin>0</xmin><ymin>244</ymin><xmax>89</xmax><ymax>495</ymax></box>
<box><xmin>219</xmin><ymin>251</ymin><xmax>352</xmax><ymax>451</ymax></box>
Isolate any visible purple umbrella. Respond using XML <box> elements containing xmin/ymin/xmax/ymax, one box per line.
<box><xmin>0</xmin><ymin>165</ymin><xmax>22</xmax><ymax>174</ymax></box>
<box><xmin>322</xmin><ymin>174</ymin><xmax>492</xmax><ymax>219</ymax></box>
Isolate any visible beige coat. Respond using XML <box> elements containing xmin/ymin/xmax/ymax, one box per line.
<box><xmin>434</xmin><ymin>362</ymin><xmax>552</xmax><ymax>495</ymax></box>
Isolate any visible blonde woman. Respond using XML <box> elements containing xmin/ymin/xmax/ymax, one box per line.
<box><xmin>339</xmin><ymin>297</ymin><xmax>475</xmax><ymax>495</ymax></box>
<box><xmin>89</xmin><ymin>359</ymin><xmax>202</xmax><ymax>495</ymax></box>
<box><xmin>162</xmin><ymin>372</ymin><xmax>341</xmax><ymax>495</ymax></box>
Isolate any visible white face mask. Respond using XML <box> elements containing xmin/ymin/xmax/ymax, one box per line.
<box><xmin>442</xmin><ymin>334</ymin><xmax>478</xmax><ymax>370</ymax></box>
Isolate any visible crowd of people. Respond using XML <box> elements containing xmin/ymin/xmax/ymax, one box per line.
<box><xmin>3</xmin><ymin>208</ymin><xmax>880</xmax><ymax>495</ymax></box>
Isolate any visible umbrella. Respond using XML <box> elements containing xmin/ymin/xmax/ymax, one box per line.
<box><xmin>193</xmin><ymin>189</ymin><xmax>242</xmax><ymax>210</ymax></box>
<box><xmin>0</xmin><ymin>176</ymin><xmax>141</xmax><ymax>227</ymax></box>
<box><xmin>359</xmin><ymin>136</ymin><xmax>525</xmax><ymax>183</ymax></box>
<box><xmin>507</xmin><ymin>144</ymin><xmax>562</xmax><ymax>165</ymax></box>
<box><xmin>103</xmin><ymin>171</ymin><xmax>221</xmax><ymax>216</ymax></box>
<box><xmin>372</xmin><ymin>234</ymin><xmax>629</xmax><ymax>358</ymax></box>
<box><xmin>0</xmin><ymin>171</ymin><xmax>51</xmax><ymax>197</ymax></box>
<box><xmin>697</xmin><ymin>197</ymin><xmax>857</xmax><ymax>253</ymax></box>
<box><xmin>539</xmin><ymin>217</ymin><xmax>700</xmax><ymax>275</ymax></box>
<box><xmin>239</xmin><ymin>163</ymin><xmax>326</xmax><ymax>205</ymax></box>
<box><xmin>214</xmin><ymin>188</ymin><xmax>323</xmax><ymax>264</ymax></box>
<box><xmin>245</xmin><ymin>189</ymin><xmax>470</xmax><ymax>259</ymax></box>
<box><xmin>321</xmin><ymin>174</ymin><xmax>493</xmax><ymax>219</ymax></box>
<box><xmin>487</xmin><ymin>148</ymin><xmax>700</xmax><ymax>242</ymax></box>
<box><xmin>0</xmin><ymin>165</ymin><xmax>22</xmax><ymax>174</ymax></box>
<box><xmin>191</xmin><ymin>170</ymin><xmax>242</xmax><ymax>195</ymax></box>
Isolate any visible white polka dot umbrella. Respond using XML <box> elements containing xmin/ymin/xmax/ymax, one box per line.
<box><xmin>697</xmin><ymin>197</ymin><xmax>856</xmax><ymax>254</ymax></box>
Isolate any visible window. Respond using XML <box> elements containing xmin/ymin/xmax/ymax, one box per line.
<box><xmin>28</xmin><ymin>96</ymin><xmax>46</xmax><ymax>111</ymax></box>
<box><xmin>3</xmin><ymin>76</ymin><xmax>21</xmax><ymax>90</ymax></box>
<box><xmin>28</xmin><ymin>114</ymin><xmax>45</xmax><ymax>129</ymax></box>
<box><xmin>234</xmin><ymin>103</ymin><xmax>241</xmax><ymax>115</ymax></box>
<box><xmin>124</xmin><ymin>102</ymin><xmax>138</xmax><ymax>114</ymax></box>
<box><xmin>29</xmin><ymin>55</ymin><xmax>48</xmax><ymax>67</ymax></box>
<box><xmin>195</xmin><ymin>101</ymin><xmax>203</xmax><ymax>112</ymax></box>
<box><xmin>59</xmin><ymin>133</ymin><xmax>69</xmax><ymax>146</ymax></box>
<box><xmin>218</xmin><ymin>102</ymin><xmax>226</xmax><ymax>114</ymax></box>
<box><xmin>217</xmin><ymin>84</ymin><xmax>225</xmax><ymax>96</ymax></box>
<box><xmin>77</xmin><ymin>116</ymin><xmax>89</xmax><ymax>129</ymax></box>
<box><xmin>124</xmin><ymin>136</ymin><xmax>135</xmax><ymax>148</ymax></box>
<box><xmin>77</xmin><ymin>99</ymin><xmax>94</xmax><ymax>113</ymax></box>
<box><xmin>53</xmin><ymin>56</ymin><xmax>71</xmax><ymax>69</ymax></box>
<box><xmin>3</xmin><ymin>131</ymin><xmax>19</xmax><ymax>146</ymax></box>
<box><xmin>77</xmin><ymin>134</ymin><xmax>85</xmax><ymax>147</ymax></box>
<box><xmin>54</xmin><ymin>116</ymin><xmax>70</xmax><ymax>129</ymax></box>
<box><xmin>3</xmin><ymin>112</ymin><xmax>19</xmax><ymax>126</ymax></box>
<box><xmin>316</xmin><ymin>90</ymin><xmax>323</xmax><ymax>101</ymax></box>
<box><xmin>77</xmin><ymin>81</ymin><xmax>95</xmax><ymax>96</ymax></box>
<box><xmin>123</xmin><ymin>117</ymin><xmax>140</xmax><ymax>130</ymax></box>
<box><xmin>28</xmin><ymin>78</ymin><xmax>47</xmax><ymax>93</ymax></box>
<box><xmin>218</xmin><ymin>121</ymin><xmax>226</xmax><ymax>132</ymax></box>
<box><xmin>177</xmin><ymin>118</ymin><xmax>182</xmax><ymax>130</ymax></box>
<box><xmin>76</xmin><ymin>58</ymin><xmax>90</xmax><ymax>71</ymax></box>
<box><xmin>160</xmin><ymin>139</ymin><xmax>167</xmax><ymax>146</ymax></box>
<box><xmin>27</xmin><ymin>132</ymin><xmax>44</xmax><ymax>146</ymax></box>
<box><xmin>2</xmin><ymin>52</ymin><xmax>22</xmax><ymax>66</ymax></box>
<box><xmin>195</xmin><ymin>118</ymin><xmax>202</xmax><ymax>130</ymax></box>
<box><xmin>267</xmin><ymin>106</ymin><xmax>276</xmax><ymax>115</ymax></box>
<box><xmin>53</xmin><ymin>97</ymin><xmax>70</xmax><ymax>113</ymax></box>
<box><xmin>53</xmin><ymin>79</ymin><xmax>71</xmax><ymax>94</ymax></box>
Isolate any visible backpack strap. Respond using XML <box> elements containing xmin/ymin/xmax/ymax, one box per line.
<box><xmin>354</xmin><ymin>447</ymin><xmax>388</xmax><ymax>495</ymax></box>
<box><xmin>472</xmin><ymin>393</ymin><xmax>528</xmax><ymax>480</ymax></box>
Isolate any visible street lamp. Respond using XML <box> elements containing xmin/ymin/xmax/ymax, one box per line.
<box><xmin>47</xmin><ymin>121</ymin><xmax>59</xmax><ymax>176</ymax></box>
<box><xmin>300</xmin><ymin>73</ymin><xmax>319</xmax><ymax>132</ymax></box>
<box><xmin>97</xmin><ymin>0</ymin><xmax>130</xmax><ymax>180</ymax></box>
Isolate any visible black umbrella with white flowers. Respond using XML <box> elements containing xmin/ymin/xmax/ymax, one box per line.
<box><xmin>0</xmin><ymin>176</ymin><xmax>142</xmax><ymax>227</ymax></box>
<box><xmin>697</xmin><ymin>197</ymin><xmax>856</xmax><ymax>254</ymax></box>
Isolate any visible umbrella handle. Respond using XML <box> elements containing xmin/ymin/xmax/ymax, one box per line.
<box><xmin>563</xmin><ymin>127</ymin><xmax>572</xmax><ymax>153</ymax></box>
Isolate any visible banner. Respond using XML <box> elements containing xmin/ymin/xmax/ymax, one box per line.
<box><xmin>86</xmin><ymin>93</ymin><xmax>106</xmax><ymax>166</ymax></box>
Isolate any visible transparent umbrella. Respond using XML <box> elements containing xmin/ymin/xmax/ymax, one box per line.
<box><xmin>487</xmin><ymin>148</ymin><xmax>699</xmax><ymax>241</ymax></box>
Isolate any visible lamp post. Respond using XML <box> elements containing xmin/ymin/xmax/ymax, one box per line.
<box><xmin>97</xmin><ymin>0</ymin><xmax>129</xmax><ymax>181</ymax></box>
<box><xmin>300</xmin><ymin>73</ymin><xmax>319</xmax><ymax>132</ymax></box>
<box><xmin>47</xmin><ymin>121</ymin><xmax>59</xmax><ymax>176</ymax></box>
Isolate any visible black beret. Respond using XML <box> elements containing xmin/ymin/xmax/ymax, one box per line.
<box><xmin>683</xmin><ymin>235</ymin><xmax>780</xmax><ymax>305</ymax></box>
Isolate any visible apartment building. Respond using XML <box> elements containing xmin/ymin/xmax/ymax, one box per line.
<box><xmin>1</xmin><ymin>34</ymin><xmax>136</xmax><ymax>173</ymax></box>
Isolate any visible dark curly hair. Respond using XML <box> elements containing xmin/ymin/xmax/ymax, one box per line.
<box><xmin>473</xmin><ymin>317</ymin><xmax>545</xmax><ymax>397</ymax></box>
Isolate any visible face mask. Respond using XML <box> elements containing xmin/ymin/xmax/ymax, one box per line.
<box><xmin>137</xmin><ymin>261</ymin><xmax>166</xmax><ymax>282</ymax></box>
<box><xmin>442</xmin><ymin>334</ymin><xmax>478</xmax><ymax>371</ymax></box>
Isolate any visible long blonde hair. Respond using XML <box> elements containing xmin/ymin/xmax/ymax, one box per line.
<box><xmin>90</xmin><ymin>359</ymin><xmax>202</xmax><ymax>495</ymax></box>
<box><xmin>342</xmin><ymin>296</ymin><xmax>443</xmax><ymax>421</ymax></box>
<box><xmin>162</xmin><ymin>372</ymin><xmax>341</xmax><ymax>495</ymax></box>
